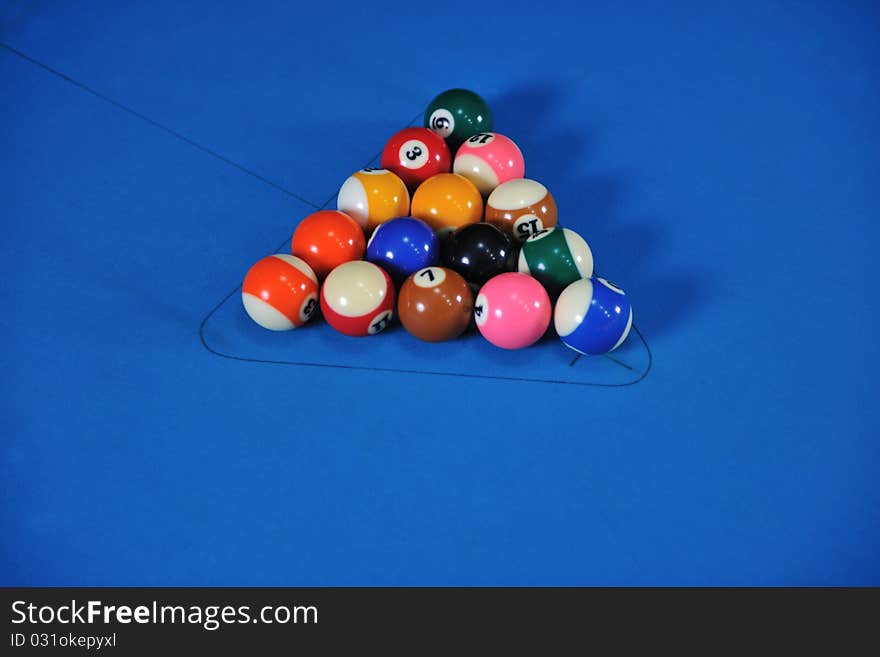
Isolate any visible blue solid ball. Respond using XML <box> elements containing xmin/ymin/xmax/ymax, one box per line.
<box><xmin>366</xmin><ymin>217</ymin><xmax>440</xmax><ymax>285</ymax></box>
<box><xmin>554</xmin><ymin>277</ymin><xmax>633</xmax><ymax>355</ymax></box>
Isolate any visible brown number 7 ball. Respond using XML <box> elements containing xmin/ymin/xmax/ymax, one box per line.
<box><xmin>397</xmin><ymin>267</ymin><xmax>474</xmax><ymax>342</ymax></box>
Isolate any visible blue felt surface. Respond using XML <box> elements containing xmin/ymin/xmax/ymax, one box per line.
<box><xmin>2</xmin><ymin>0</ymin><xmax>879</xmax><ymax>585</ymax></box>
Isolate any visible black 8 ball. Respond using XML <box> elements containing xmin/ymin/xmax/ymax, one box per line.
<box><xmin>442</xmin><ymin>223</ymin><xmax>519</xmax><ymax>286</ymax></box>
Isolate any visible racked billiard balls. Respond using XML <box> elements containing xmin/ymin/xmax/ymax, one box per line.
<box><xmin>398</xmin><ymin>266</ymin><xmax>473</xmax><ymax>342</ymax></box>
<box><xmin>554</xmin><ymin>277</ymin><xmax>633</xmax><ymax>355</ymax></box>
<box><xmin>410</xmin><ymin>173</ymin><xmax>483</xmax><ymax>238</ymax></box>
<box><xmin>291</xmin><ymin>210</ymin><xmax>365</xmax><ymax>279</ymax></box>
<box><xmin>337</xmin><ymin>168</ymin><xmax>410</xmax><ymax>233</ymax></box>
<box><xmin>366</xmin><ymin>216</ymin><xmax>440</xmax><ymax>286</ymax></box>
<box><xmin>241</xmin><ymin>254</ymin><xmax>319</xmax><ymax>330</ymax></box>
<box><xmin>517</xmin><ymin>227</ymin><xmax>594</xmax><ymax>298</ymax></box>
<box><xmin>380</xmin><ymin>127</ymin><xmax>451</xmax><ymax>190</ymax></box>
<box><xmin>452</xmin><ymin>132</ymin><xmax>525</xmax><ymax>197</ymax></box>
<box><xmin>474</xmin><ymin>272</ymin><xmax>551</xmax><ymax>350</ymax></box>
<box><xmin>485</xmin><ymin>178</ymin><xmax>558</xmax><ymax>242</ymax></box>
<box><xmin>442</xmin><ymin>222</ymin><xmax>517</xmax><ymax>286</ymax></box>
<box><xmin>424</xmin><ymin>88</ymin><xmax>493</xmax><ymax>152</ymax></box>
<box><xmin>320</xmin><ymin>260</ymin><xmax>396</xmax><ymax>337</ymax></box>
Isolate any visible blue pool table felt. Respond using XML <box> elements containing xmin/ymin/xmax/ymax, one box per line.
<box><xmin>2</xmin><ymin>0</ymin><xmax>878</xmax><ymax>585</ymax></box>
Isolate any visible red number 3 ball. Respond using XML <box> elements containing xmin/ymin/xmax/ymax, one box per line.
<box><xmin>381</xmin><ymin>127</ymin><xmax>451</xmax><ymax>190</ymax></box>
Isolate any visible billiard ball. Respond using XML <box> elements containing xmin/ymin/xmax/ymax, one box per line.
<box><xmin>410</xmin><ymin>173</ymin><xmax>483</xmax><ymax>237</ymax></box>
<box><xmin>320</xmin><ymin>260</ymin><xmax>396</xmax><ymax>337</ymax></box>
<box><xmin>380</xmin><ymin>127</ymin><xmax>451</xmax><ymax>190</ymax></box>
<box><xmin>424</xmin><ymin>88</ymin><xmax>494</xmax><ymax>152</ymax></box>
<box><xmin>241</xmin><ymin>254</ymin><xmax>318</xmax><ymax>330</ymax></box>
<box><xmin>452</xmin><ymin>132</ymin><xmax>525</xmax><ymax>196</ymax></box>
<box><xmin>485</xmin><ymin>178</ymin><xmax>558</xmax><ymax>242</ymax></box>
<box><xmin>474</xmin><ymin>272</ymin><xmax>551</xmax><ymax>350</ymax></box>
<box><xmin>366</xmin><ymin>216</ymin><xmax>440</xmax><ymax>286</ymax></box>
<box><xmin>517</xmin><ymin>227</ymin><xmax>594</xmax><ymax>298</ymax></box>
<box><xmin>337</xmin><ymin>168</ymin><xmax>410</xmax><ymax>233</ymax></box>
<box><xmin>290</xmin><ymin>210</ymin><xmax>366</xmax><ymax>279</ymax></box>
<box><xmin>397</xmin><ymin>266</ymin><xmax>473</xmax><ymax>342</ymax></box>
<box><xmin>442</xmin><ymin>223</ymin><xmax>517</xmax><ymax>286</ymax></box>
<box><xmin>554</xmin><ymin>277</ymin><xmax>633</xmax><ymax>355</ymax></box>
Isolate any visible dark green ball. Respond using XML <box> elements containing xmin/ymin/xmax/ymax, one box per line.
<box><xmin>424</xmin><ymin>89</ymin><xmax>493</xmax><ymax>152</ymax></box>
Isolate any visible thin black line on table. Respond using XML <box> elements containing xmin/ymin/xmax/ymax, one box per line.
<box><xmin>0</xmin><ymin>41</ymin><xmax>321</xmax><ymax>210</ymax></box>
<box><xmin>198</xmin><ymin>308</ymin><xmax>653</xmax><ymax>388</ymax></box>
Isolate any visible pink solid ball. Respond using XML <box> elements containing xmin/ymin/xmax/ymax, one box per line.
<box><xmin>474</xmin><ymin>272</ymin><xmax>552</xmax><ymax>349</ymax></box>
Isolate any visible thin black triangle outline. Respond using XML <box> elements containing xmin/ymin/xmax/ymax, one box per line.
<box><xmin>198</xmin><ymin>138</ymin><xmax>654</xmax><ymax>388</ymax></box>
<box><xmin>0</xmin><ymin>41</ymin><xmax>652</xmax><ymax>387</ymax></box>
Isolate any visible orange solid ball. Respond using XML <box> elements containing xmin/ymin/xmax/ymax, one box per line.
<box><xmin>291</xmin><ymin>210</ymin><xmax>365</xmax><ymax>279</ymax></box>
<box><xmin>411</xmin><ymin>173</ymin><xmax>483</xmax><ymax>238</ymax></box>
